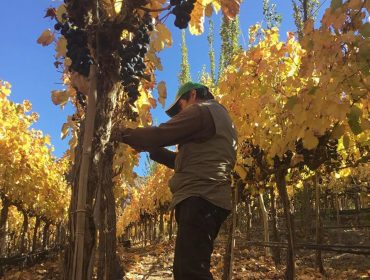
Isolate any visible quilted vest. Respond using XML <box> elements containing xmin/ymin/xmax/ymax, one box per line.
<box><xmin>168</xmin><ymin>99</ymin><xmax>238</xmax><ymax>210</ymax></box>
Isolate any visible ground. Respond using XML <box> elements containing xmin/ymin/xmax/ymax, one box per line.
<box><xmin>1</xmin><ymin>237</ymin><xmax>369</xmax><ymax>279</ymax></box>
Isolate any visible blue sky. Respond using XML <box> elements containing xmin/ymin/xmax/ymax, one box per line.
<box><xmin>0</xmin><ymin>1</ymin><xmax>329</xmax><ymax>175</ymax></box>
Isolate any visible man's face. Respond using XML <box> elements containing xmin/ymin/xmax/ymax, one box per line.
<box><xmin>178</xmin><ymin>90</ymin><xmax>197</xmax><ymax>113</ymax></box>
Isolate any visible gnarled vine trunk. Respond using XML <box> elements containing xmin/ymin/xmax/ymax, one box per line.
<box><xmin>19</xmin><ymin>209</ymin><xmax>29</xmax><ymax>253</ymax></box>
<box><xmin>0</xmin><ymin>196</ymin><xmax>10</xmax><ymax>257</ymax></box>
<box><xmin>275</xmin><ymin>168</ymin><xmax>295</xmax><ymax>280</ymax></box>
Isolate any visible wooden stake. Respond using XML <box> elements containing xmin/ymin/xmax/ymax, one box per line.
<box><xmin>72</xmin><ymin>65</ymin><xmax>97</xmax><ymax>280</ymax></box>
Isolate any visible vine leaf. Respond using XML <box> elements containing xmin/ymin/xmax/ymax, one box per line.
<box><xmin>37</xmin><ymin>29</ymin><xmax>54</xmax><ymax>46</ymax></box>
<box><xmin>157</xmin><ymin>81</ymin><xmax>167</xmax><ymax>108</ymax></box>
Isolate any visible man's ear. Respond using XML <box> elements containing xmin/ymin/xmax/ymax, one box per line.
<box><xmin>190</xmin><ymin>89</ymin><xmax>197</xmax><ymax>100</ymax></box>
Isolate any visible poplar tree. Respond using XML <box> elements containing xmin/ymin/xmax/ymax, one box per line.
<box><xmin>178</xmin><ymin>30</ymin><xmax>191</xmax><ymax>85</ymax></box>
<box><xmin>218</xmin><ymin>16</ymin><xmax>240</xmax><ymax>79</ymax></box>
<box><xmin>292</xmin><ymin>0</ymin><xmax>320</xmax><ymax>38</ymax></box>
<box><xmin>207</xmin><ymin>18</ymin><xmax>216</xmax><ymax>86</ymax></box>
<box><xmin>263</xmin><ymin>0</ymin><xmax>282</xmax><ymax>29</ymax></box>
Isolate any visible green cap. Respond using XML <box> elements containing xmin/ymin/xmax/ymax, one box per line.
<box><xmin>165</xmin><ymin>82</ymin><xmax>205</xmax><ymax>117</ymax></box>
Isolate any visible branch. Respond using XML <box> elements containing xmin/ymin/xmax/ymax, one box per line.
<box><xmin>137</xmin><ymin>4</ymin><xmax>171</xmax><ymax>13</ymax></box>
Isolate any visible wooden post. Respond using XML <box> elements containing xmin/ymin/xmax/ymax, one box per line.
<box><xmin>73</xmin><ymin>64</ymin><xmax>97</xmax><ymax>280</ymax></box>
<box><xmin>258</xmin><ymin>193</ymin><xmax>271</xmax><ymax>256</ymax></box>
<box><xmin>222</xmin><ymin>177</ymin><xmax>237</xmax><ymax>280</ymax></box>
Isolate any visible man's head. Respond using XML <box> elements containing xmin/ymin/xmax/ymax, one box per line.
<box><xmin>165</xmin><ymin>82</ymin><xmax>214</xmax><ymax>117</ymax></box>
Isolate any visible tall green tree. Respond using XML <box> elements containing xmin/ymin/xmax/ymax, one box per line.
<box><xmin>263</xmin><ymin>0</ymin><xmax>282</xmax><ymax>29</ymax></box>
<box><xmin>178</xmin><ymin>30</ymin><xmax>191</xmax><ymax>85</ymax></box>
<box><xmin>218</xmin><ymin>16</ymin><xmax>240</xmax><ymax>79</ymax></box>
<box><xmin>292</xmin><ymin>0</ymin><xmax>320</xmax><ymax>38</ymax></box>
<box><xmin>207</xmin><ymin>18</ymin><xmax>216</xmax><ymax>86</ymax></box>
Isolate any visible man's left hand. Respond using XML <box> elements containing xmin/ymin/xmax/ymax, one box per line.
<box><xmin>110</xmin><ymin>127</ymin><xmax>131</xmax><ymax>143</ymax></box>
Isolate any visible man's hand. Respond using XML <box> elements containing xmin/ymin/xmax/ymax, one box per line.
<box><xmin>110</xmin><ymin>128</ymin><xmax>146</xmax><ymax>153</ymax></box>
<box><xmin>110</xmin><ymin>127</ymin><xmax>131</xmax><ymax>143</ymax></box>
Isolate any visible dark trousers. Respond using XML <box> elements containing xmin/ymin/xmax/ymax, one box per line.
<box><xmin>173</xmin><ymin>197</ymin><xmax>230</xmax><ymax>280</ymax></box>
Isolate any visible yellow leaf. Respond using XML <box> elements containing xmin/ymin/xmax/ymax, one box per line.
<box><xmin>331</xmin><ymin>124</ymin><xmax>345</xmax><ymax>139</ymax></box>
<box><xmin>152</xmin><ymin>23</ymin><xmax>172</xmax><ymax>51</ymax></box>
<box><xmin>70</xmin><ymin>72</ymin><xmax>89</xmax><ymax>96</ymax></box>
<box><xmin>56</xmin><ymin>36</ymin><xmax>67</xmax><ymax>58</ymax></box>
<box><xmin>339</xmin><ymin>167</ymin><xmax>351</xmax><ymax>178</ymax></box>
<box><xmin>37</xmin><ymin>29</ymin><xmax>54</xmax><ymax>46</ymax></box>
<box><xmin>51</xmin><ymin>90</ymin><xmax>70</xmax><ymax>106</ymax></box>
<box><xmin>212</xmin><ymin>1</ymin><xmax>221</xmax><ymax>13</ymax></box>
<box><xmin>220</xmin><ymin>0</ymin><xmax>241</xmax><ymax>20</ymax></box>
<box><xmin>23</xmin><ymin>100</ymin><xmax>32</xmax><ymax>112</ymax></box>
<box><xmin>291</xmin><ymin>153</ymin><xmax>304</xmax><ymax>167</ymax></box>
<box><xmin>61</xmin><ymin>122</ymin><xmax>70</xmax><ymax>140</ymax></box>
<box><xmin>114</xmin><ymin>0</ymin><xmax>122</xmax><ymax>14</ymax></box>
<box><xmin>147</xmin><ymin>51</ymin><xmax>163</xmax><ymax>71</ymax></box>
<box><xmin>56</xmin><ymin>4</ymin><xmax>67</xmax><ymax>23</ymax></box>
<box><xmin>157</xmin><ymin>81</ymin><xmax>167</xmax><ymax>108</ymax></box>
<box><xmin>303</xmin><ymin>131</ymin><xmax>319</xmax><ymax>150</ymax></box>
<box><xmin>189</xmin><ymin>2</ymin><xmax>205</xmax><ymax>35</ymax></box>
<box><xmin>205</xmin><ymin>3</ymin><xmax>213</xmax><ymax>17</ymax></box>
<box><xmin>361</xmin><ymin>118</ymin><xmax>370</xmax><ymax>131</ymax></box>
<box><xmin>234</xmin><ymin>164</ymin><xmax>247</xmax><ymax>180</ymax></box>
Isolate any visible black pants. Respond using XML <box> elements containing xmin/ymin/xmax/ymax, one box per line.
<box><xmin>173</xmin><ymin>197</ymin><xmax>230</xmax><ymax>280</ymax></box>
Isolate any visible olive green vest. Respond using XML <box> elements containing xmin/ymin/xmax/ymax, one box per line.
<box><xmin>168</xmin><ymin>100</ymin><xmax>238</xmax><ymax>210</ymax></box>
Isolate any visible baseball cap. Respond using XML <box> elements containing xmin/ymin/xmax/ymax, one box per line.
<box><xmin>165</xmin><ymin>82</ymin><xmax>206</xmax><ymax>117</ymax></box>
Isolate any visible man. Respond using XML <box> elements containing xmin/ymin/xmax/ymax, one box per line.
<box><xmin>112</xmin><ymin>82</ymin><xmax>238</xmax><ymax>279</ymax></box>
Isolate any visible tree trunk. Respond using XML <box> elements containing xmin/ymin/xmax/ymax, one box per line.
<box><xmin>154</xmin><ymin>215</ymin><xmax>158</xmax><ymax>241</ymax></box>
<box><xmin>42</xmin><ymin>221</ymin><xmax>51</xmax><ymax>250</ymax></box>
<box><xmin>0</xmin><ymin>197</ymin><xmax>10</xmax><ymax>257</ymax></box>
<box><xmin>354</xmin><ymin>194</ymin><xmax>360</xmax><ymax>225</ymax></box>
<box><xmin>258</xmin><ymin>193</ymin><xmax>270</xmax><ymax>256</ymax></box>
<box><xmin>245</xmin><ymin>194</ymin><xmax>252</xmax><ymax>240</ymax></box>
<box><xmin>335</xmin><ymin>194</ymin><xmax>341</xmax><ymax>225</ymax></box>
<box><xmin>103</xmin><ymin>158</ymin><xmax>123</xmax><ymax>279</ymax></box>
<box><xmin>168</xmin><ymin>209</ymin><xmax>174</xmax><ymax>240</ymax></box>
<box><xmin>32</xmin><ymin>216</ymin><xmax>41</xmax><ymax>252</ymax></box>
<box><xmin>275</xmin><ymin>168</ymin><xmax>295</xmax><ymax>280</ymax></box>
<box><xmin>302</xmin><ymin>182</ymin><xmax>312</xmax><ymax>239</ymax></box>
<box><xmin>19</xmin><ymin>210</ymin><xmax>29</xmax><ymax>254</ymax></box>
<box><xmin>97</xmin><ymin>227</ymin><xmax>106</xmax><ymax>280</ymax></box>
<box><xmin>222</xmin><ymin>179</ymin><xmax>237</xmax><ymax>280</ymax></box>
<box><xmin>159</xmin><ymin>211</ymin><xmax>164</xmax><ymax>238</ymax></box>
<box><xmin>270</xmin><ymin>188</ymin><xmax>281</xmax><ymax>264</ymax></box>
<box><xmin>315</xmin><ymin>174</ymin><xmax>325</xmax><ymax>274</ymax></box>
<box><xmin>134</xmin><ymin>223</ymin><xmax>138</xmax><ymax>243</ymax></box>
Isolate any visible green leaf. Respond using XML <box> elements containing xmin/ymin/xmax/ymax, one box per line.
<box><xmin>286</xmin><ymin>96</ymin><xmax>297</xmax><ymax>110</ymax></box>
<box><xmin>349</xmin><ymin>105</ymin><xmax>362</xmax><ymax>119</ymax></box>
<box><xmin>348</xmin><ymin>106</ymin><xmax>363</xmax><ymax>135</ymax></box>
<box><xmin>359</xmin><ymin>41</ymin><xmax>370</xmax><ymax>61</ymax></box>
<box><xmin>331</xmin><ymin>125</ymin><xmax>345</xmax><ymax>139</ymax></box>
<box><xmin>343</xmin><ymin>134</ymin><xmax>350</xmax><ymax>149</ymax></box>
<box><xmin>307</xmin><ymin>86</ymin><xmax>318</xmax><ymax>95</ymax></box>
<box><xmin>360</xmin><ymin>118</ymin><xmax>370</xmax><ymax>131</ymax></box>
<box><xmin>331</xmin><ymin>0</ymin><xmax>342</xmax><ymax>10</ymax></box>
<box><xmin>348</xmin><ymin>117</ymin><xmax>363</xmax><ymax>135</ymax></box>
<box><xmin>359</xmin><ymin>23</ymin><xmax>370</xmax><ymax>38</ymax></box>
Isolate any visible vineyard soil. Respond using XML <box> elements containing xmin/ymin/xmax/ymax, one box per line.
<box><xmin>1</xmin><ymin>236</ymin><xmax>369</xmax><ymax>280</ymax></box>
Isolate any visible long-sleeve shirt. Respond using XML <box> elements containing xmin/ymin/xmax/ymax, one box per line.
<box><xmin>120</xmin><ymin>103</ymin><xmax>216</xmax><ymax>168</ymax></box>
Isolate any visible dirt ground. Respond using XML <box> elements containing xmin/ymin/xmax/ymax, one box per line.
<box><xmin>1</xmin><ymin>238</ymin><xmax>369</xmax><ymax>280</ymax></box>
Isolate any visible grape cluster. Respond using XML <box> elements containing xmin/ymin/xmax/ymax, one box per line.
<box><xmin>119</xmin><ymin>14</ymin><xmax>153</xmax><ymax>104</ymax></box>
<box><xmin>76</xmin><ymin>91</ymin><xmax>87</xmax><ymax>108</ymax></box>
<box><xmin>55</xmin><ymin>21</ymin><xmax>92</xmax><ymax>77</ymax></box>
<box><xmin>171</xmin><ymin>0</ymin><xmax>196</xmax><ymax>29</ymax></box>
